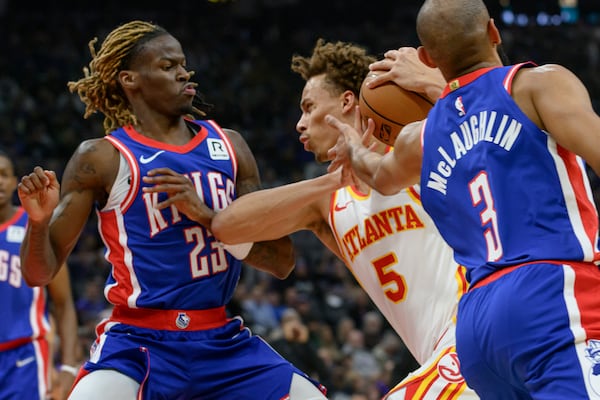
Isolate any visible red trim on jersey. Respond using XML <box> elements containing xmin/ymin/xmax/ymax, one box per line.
<box><xmin>329</xmin><ymin>190</ymin><xmax>339</xmax><ymax>218</ymax></box>
<box><xmin>122</xmin><ymin>123</ymin><xmax>208</xmax><ymax>153</ymax></box>
<box><xmin>206</xmin><ymin>120</ymin><xmax>238</xmax><ymax>180</ymax></box>
<box><xmin>0</xmin><ymin>336</ymin><xmax>32</xmax><ymax>351</ymax></box>
<box><xmin>329</xmin><ymin>190</ymin><xmax>351</xmax><ymax>266</ymax></box>
<box><xmin>347</xmin><ymin>185</ymin><xmax>369</xmax><ymax>198</ymax></box>
<box><xmin>105</xmin><ymin>135</ymin><xmax>140</xmax><ymax>213</ymax></box>
<box><xmin>557</xmin><ymin>145</ymin><xmax>600</xmax><ymax>261</ymax></box>
<box><xmin>0</xmin><ymin>207</ymin><xmax>25</xmax><ymax>232</ymax></box>
<box><xmin>572</xmin><ymin>262</ymin><xmax>600</xmax><ymax>341</ymax></box>
<box><xmin>470</xmin><ymin>260</ymin><xmax>598</xmax><ymax>290</ymax></box>
<box><xmin>99</xmin><ymin>210</ymin><xmax>135</xmax><ymax>306</ymax></box>
<box><xmin>34</xmin><ymin>337</ymin><xmax>51</xmax><ymax>394</ymax></box>
<box><xmin>440</xmin><ymin>67</ymin><xmax>499</xmax><ymax>98</ymax></box>
<box><xmin>456</xmin><ymin>265</ymin><xmax>469</xmax><ymax>294</ymax></box>
<box><xmin>32</xmin><ymin>286</ymin><xmax>48</xmax><ymax>337</ymax></box>
<box><xmin>502</xmin><ymin>62</ymin><xmax>537</xmax><ymax>94</ymax></box>
<box><xmin>407</xmin><ymin>186</ymin><xmax>421</xmax><ymax>201</ymax></box>
<box><xmin>110</xmin><ymin>305</ymin><xmax>228</xmax><ymax>331</ymax></box>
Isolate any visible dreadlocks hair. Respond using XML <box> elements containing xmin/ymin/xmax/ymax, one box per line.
<box><xmin>67</xmin><ymin>20</ymin><xmax>211</xmax><ymax>134</ymax></box>
<box><xmin>291</xmin><ymin>38</ymin><xmax>376</xmax><ymax>97</ymax></box>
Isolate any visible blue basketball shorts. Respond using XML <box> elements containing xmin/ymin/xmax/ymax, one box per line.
<box><xmin>77</xmin><ymin>316</ymin><xmax>325</xmax><ymax>399</ymax></box>
<box><xmin>456</xmin><ymin>261</ymin><xmax>600</xmax><ymax>399</ymax></box>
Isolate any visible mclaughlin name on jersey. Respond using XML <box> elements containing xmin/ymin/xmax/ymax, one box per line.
<box><xmin>427</xmin><ymin>110</ymin><xmax>522</xmax><ymax>195</ymax></box>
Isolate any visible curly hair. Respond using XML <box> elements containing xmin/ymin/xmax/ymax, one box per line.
<box><xmin>291</xmin><ymin>38</ymin><xmax>376</xmax><ymax>96</ymax></box>
<box><xmin>67</xmin><ymin>20</ymin><xmax>211</xmax><ymax>134</ymax></box>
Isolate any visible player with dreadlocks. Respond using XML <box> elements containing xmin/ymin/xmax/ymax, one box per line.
<box><xmin>17</xmin><ymin>20</ymin><xmax>328</xmax><ymax>400</ymax></box>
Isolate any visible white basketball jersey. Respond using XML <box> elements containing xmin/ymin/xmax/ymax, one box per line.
<box><xmin>329</xmin><ymin>185</ymin><xmax>468</xmax><ymax>364</ymax></box>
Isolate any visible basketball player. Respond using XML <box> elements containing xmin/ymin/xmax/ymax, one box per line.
<box><xmin>0</xmin><ymin>151</ymin><xmax>80</xmax><ymax>400</ymax></box>
<box><xmin>212</xmin><ymin>39</ymin><xmax>478</xmax><ymax>399</ymax></box>
<box><xmin>326</xmin><ymin>0</ymin><xmax>600</xmax><ymax>398</ymax></box>
<box><xmin>17</xmin><ymin>21</ymin><xmax>327</xmax><ymax>399</ymax></box>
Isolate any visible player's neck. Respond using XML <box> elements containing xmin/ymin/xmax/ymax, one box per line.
<box><xmin>0</xmin><ymin>204</ymin><xmax>17</xmax><ymax>224</ymax></box>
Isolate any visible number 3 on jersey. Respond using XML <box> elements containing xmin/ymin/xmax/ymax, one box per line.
<box><xmin>372</xmin><ymin>252</ymin><xmax>407</xmax><ymax>303</ymax></box>
<box><xmin>469</xmin><ymin>172</ymin><xmax>503</xmax><ymax>262</ymax></box>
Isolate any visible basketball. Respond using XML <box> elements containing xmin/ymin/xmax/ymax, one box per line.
<box><xmin>358</xmin><ymin>71</ymin><xmax>434</xmax><ymax>146</ymax></box>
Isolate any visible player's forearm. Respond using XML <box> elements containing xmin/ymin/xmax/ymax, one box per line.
<box><xmin>20</xmin><ymin>222</ymin><xmax>62</xmax><ymax>286</ymax></box>
<box><xmin>350</xmin><ymin>145</ymin><xmax>412</xmax><ymax>195</ymax></box>
<box><xmin>348</xmin><ymin>146</ymin><xmax>392</xmax><ymax>193</ymax></box>
<box><xmin>212</xmin><ymin>174</ymin><xmax>341</xmax><ymax>244</ymax></box>
<box><xmin>54</xmin><ymin>301</ymin><xmax>81</xmax><ymax>367</ymax></box>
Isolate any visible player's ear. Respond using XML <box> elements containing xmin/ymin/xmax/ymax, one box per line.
<box><xmin>417</xmin><ymin>46</ymin><xmax>436</xmax><ymax>68</ymax></box>
<box><xmin>118</xmin><ymin>70</ymin><xmax>138</xmax><ymax>89</ymax></box>
<box><xmin>488</xmin><ymin>18</ymin><xmax>502</xmax><ymax>46</ymax></box>
<box><xmin>341</xmin><ymin>90</ymin><xmax>356</xmax><ymax>113</ymax></box>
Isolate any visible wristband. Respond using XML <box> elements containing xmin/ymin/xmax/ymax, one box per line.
<box><xmin>59</xmin><ymin>364</ymin><xmax>79</xmax><ymax>376</ymax></box>
<box><xmin>221</xmin><ymin>242</ymin><xmax>254</xmax><ymax>260</ymax></box>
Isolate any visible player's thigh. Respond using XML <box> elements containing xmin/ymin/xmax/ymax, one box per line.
<box><xmin>68</xmin><ymin>369</ymin><xmax>139</xmax><ymax>400</ymax></box>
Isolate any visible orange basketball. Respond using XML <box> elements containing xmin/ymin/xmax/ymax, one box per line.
<box><xmin>358</xmin><ymin>71</ymin><xmax>434</xmax><ymax>146</ymax></box>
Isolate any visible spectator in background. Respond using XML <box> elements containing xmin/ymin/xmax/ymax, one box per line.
<box><xmin>0</xmin><ymin>150</ymin><xmax>80</xmax><ymax>400</ymax></box>
<box><xmin>269</xmin><ymin>308</ymin><xmax>331</xmax><ymax>387</ymax></box>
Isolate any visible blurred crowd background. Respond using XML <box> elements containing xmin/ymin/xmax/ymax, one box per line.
<box><xmin>2</xmin><ymin>0</ymin><xmax>600</xmax><ymax>399</ymax></box>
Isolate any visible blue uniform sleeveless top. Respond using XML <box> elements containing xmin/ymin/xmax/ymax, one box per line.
<box><xmin>0</xmin><ymin>207</ymin><xmax>48</xmax><ymax>343</ymax></box>
<box><xmin>421</xmin><ymin>63</ymin><xmax>600</xmax><ymax>285</ymax></box>
<box><xmin>100</xmin><ymin>120</ymin><xmax>242</xmax><ymax>310</ymax></box>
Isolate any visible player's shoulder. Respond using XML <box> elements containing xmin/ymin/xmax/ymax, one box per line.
<box><xmin>77</xmin><ymin>136</ymin><xmax>117</xmax><ymax>153</ymax></box>
<box><xmin>66</xmin><ymin>138</ymin><xmax>120</xmax><ymax>188</ymax></box>
<box><xmin>514</xmin><ymin>63</ymin><xmax>574</xmax><ymax>87</ymax></box>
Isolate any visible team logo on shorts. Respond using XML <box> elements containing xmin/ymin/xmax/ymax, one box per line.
<box><xmin>585</xmin><ymin>339</ymin><xmax>600</xmax><ymax>395</ymax></box>
<box><xmin>176</xmin><ymin>312</ymin><xmax>191</xmax><ymax>329</ymax></box>
<box><xmin>437</xmin><ymin>352</ymin><xmax>464</xmax><ymax>383</ymax></box>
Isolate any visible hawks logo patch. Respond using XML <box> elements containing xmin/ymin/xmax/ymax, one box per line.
<box><xmin>437</xmin><ymin>352</ymin><xmax>464</xmax><ymax>383</ymax></box>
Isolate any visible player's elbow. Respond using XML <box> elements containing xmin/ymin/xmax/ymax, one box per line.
<box><xmin>271</xmin><ymin>261</ymin><xmax>295</xmax><ymax>280</ymax></box>
<box><xmin>22</xmin><ymin>268</ymin><xmax>53</xmax><ymax>287</ymax></box>
<box><xmin>271</xmin><ymin>242</ymin><xmax>296</xmax><ymax>280</ymax></box>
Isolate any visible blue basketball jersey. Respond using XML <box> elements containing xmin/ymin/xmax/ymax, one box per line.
<box><xmin>421</xmin><ymin>63</ymin><xmax>600</xmax><ymax>285</ymax></box>
<box><xmin>0</xmin><ymin>207</ymin><xmax>49</xmax><ymax>343</ymax></box>
<box><xmin>100</xmin><ymin>120</ymin><xmax>242</xmax><ymax>310</ymax></box>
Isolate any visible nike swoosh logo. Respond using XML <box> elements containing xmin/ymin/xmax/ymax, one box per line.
<box><xmin>334</xmin><ymin>201</ymin><xmax>352</xmax><ymax>212</ymax></box>
<box><xmin>139</xmin><ymin>150</ymin><xmax>165</xmax><ymax>164</ymax></box>
<box><xmin>16</xmin><ymin>356</ymin><xmax>35</xmax><ymax>368</ymax></box>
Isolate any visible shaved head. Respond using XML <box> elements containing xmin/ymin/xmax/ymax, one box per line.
<box><xmin>417</xmin><ymin>0</ymin><xmax>498</xmax><ymax>79</ymax></box>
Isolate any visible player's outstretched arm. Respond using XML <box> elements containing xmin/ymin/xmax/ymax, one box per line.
<box><xmin>223</xmin><ymin>128</ymin><xmax>300</xmax><ymax>279</ymax></box>
<box><xmin>326</xmin><ymin>112</ymin><xmax>422</xmax><ymax>196</ymax></box>
<box><xmin>212</xmin><ymin>170</ymin><xmax>347</xmax><ymax>261</ymax></box>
